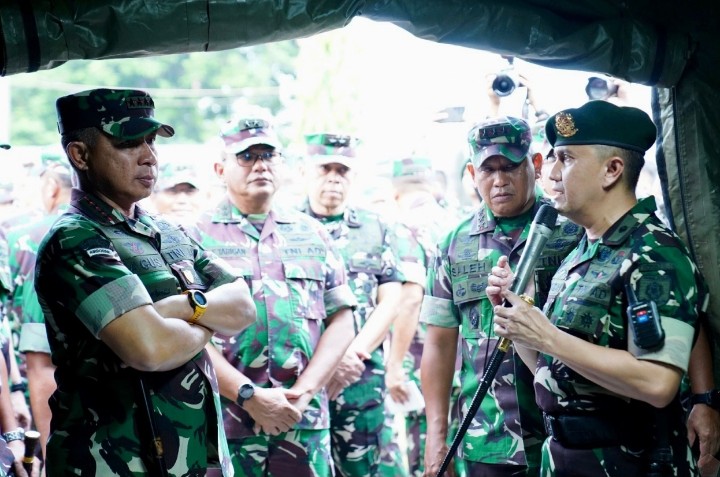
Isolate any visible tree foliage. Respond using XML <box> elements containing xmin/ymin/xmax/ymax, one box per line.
<box><xmin>8</xmin><ymin>42</ymin><xmax>299</xmax><ymax>145</ymax></box>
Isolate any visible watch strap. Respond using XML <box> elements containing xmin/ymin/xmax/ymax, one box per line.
<box><xmin>10</xmin><ymin>380</ymin><xmax>27</xmax><ymax>393</ymax></box>
<box><xmin>3</xmin><ymin>427</ymin><xmax>24</xmax><ymax>443</ymax></box>
<box><xmin>183</xmin><ymin>290</ymin><xmax>207</xmax><ymax>324</ymax></box>
<box><xmin>691</xmin><ymin>390</ymin><xmax>720</xmax><ymax>409</ymax></box>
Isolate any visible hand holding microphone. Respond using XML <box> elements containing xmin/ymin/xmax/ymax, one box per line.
<box><xmin>488</xmin><ymin>204</ymin><xmax>557</xmax><ymax>350</ymax></box>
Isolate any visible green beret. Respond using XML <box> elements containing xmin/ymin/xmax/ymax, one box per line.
<box><xmin>56</xmin><ymin>88</ymin><xmax>174</xmax><ymax>140</ymax></box>
<box><xmin>545</xmin><ymin>100</ymin><xmax>656</xmax><ymax>153</ymax></box>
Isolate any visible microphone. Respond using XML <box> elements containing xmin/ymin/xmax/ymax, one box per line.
<box><xmin>22</xmin><ymin>430</ymin><xmax>40</xmax><ymax>475</ymax></box>
<box><xmin>508</xmin><ymin>204</ymin><xmax>558</xmax><ymax>297</ymax></box>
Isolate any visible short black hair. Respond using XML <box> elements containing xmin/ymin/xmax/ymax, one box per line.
<box><xmin>60</xmin><ymin>127</ymin><xmax>100</xmax><ymax>151</ymax></box>
<box><xmin>595</xmin><ymin>145</ymin><xmax>645</xmax><ymax>190</ymax></box>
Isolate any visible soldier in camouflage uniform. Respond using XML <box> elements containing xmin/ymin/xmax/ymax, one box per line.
<box><xmin>421</xmin><ymin>117</ymin><xmax>583</xmax><ymax>477</ymax></box>
<box><xmin>385</xmin><ymin>157</ymin><xmax>466</xmax><ymax>477</ymax></box>
<box><xmin>5</xmin><ymin>151</ymin><xmax>74</xmax><ymax>463</ymax></box>
<box><xmin>299</xmin><ymin>133</ymin><xmax>406</xmax><ymax>477</ymax></box>
<box><xmin>490</xmin><ymin>101</ymin><xmax>707</xmax><ymax>476</ymax></box>
<box><xmin>35</xmin><ymin>88</ymin><xmax>256</xmax><ymax>477</ymax></box>
<box><xmin>0</xmin><ymin>153</ymin><xmax>28</xmax><ymax>475</ymax></box>
<box><xmin>186</xmin><ymin>118</ymin><xmax>357</xmax><ymax>477</ymax></box>
<box><xmin>150</xmin><ymin>161</ymin><xmax>205</xmax><ymax>226</ymax></box>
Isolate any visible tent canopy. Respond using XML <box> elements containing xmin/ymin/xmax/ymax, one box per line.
<box><xmin>2</xmin><ymin>0</ymin><xmax>720</xmax><ymax>374</ymax></box>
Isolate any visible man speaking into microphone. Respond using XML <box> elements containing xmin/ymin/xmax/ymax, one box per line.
<box><xmin>488</xmin><ymin>101</ymin><xmax>708</xmax><ymax>477</ymax></box>
<box><xmin>420</xmin><ymin>117</ymin><xmax>584</xmax><ymax>477</ymax></box>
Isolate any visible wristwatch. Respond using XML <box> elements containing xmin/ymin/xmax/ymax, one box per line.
<box><xmin>236</xmin><ymin>383</ymin><xmax>255</xmax><ymax>407</ymax></box>
<box><xmin>2</xmin><ymin>427</ymin><xmax>24</xmax><ymax>443</ymax></box>
<box><xmin>691</xmin><ymin>389</ymin><xmax>720</xmax><ymax>410</ymax></box>
<box><xmin>9</xmin><ymin>380</ymin><xmax>27</xmax><ymax>393</ymax></box>
<box><xmin>183</xmin><ymin>290</ymin><xmax>208</xmax><ymax>324</ymax></box>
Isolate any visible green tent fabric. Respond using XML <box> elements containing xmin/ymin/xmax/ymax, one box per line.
<box><xmin>2</xmin><ymin>0</ymin><xmax>720</xmax><ymax>377</ymax></box>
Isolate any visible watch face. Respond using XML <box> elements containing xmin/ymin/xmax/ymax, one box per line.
<box><xmin>240</xmin><ymin>385</ymin><xmax>254</xmax><ymax>399</ymax></box>
<box><xmin>193</xmin><ymin>290</ymin><xmax>208</xmax><ymax>306</ymax></box>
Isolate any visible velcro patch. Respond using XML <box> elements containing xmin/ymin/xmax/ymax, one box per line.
<box><xmin>86</xmin><ymin>247</ymin><xmax>118</xmax><ymax>258</ymax></box>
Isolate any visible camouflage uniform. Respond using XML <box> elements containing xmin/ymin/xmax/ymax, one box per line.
<box><xmin>7</xmin><ymin>206</ymin><xmax>69</xmax><ymax>359</ymax></box>
<box><xmin>0</xmin><ymin>147</ymin><xmax>20</xmax><ymax>476</ymax></box>
<box><xmin>421</xmin><ymin>195</ymin><xmax>582</xmax><ymax>475</ymax></box>
<box><xmin>300</xmin><ymin>203</ymin><xmax>406</xmax><ymax>477</ymax></box>
<box><xmin>187</xmin><ymin>199</ymin><xmax>357</xmax><ymax>477</ymax></box>
<box><xmin>0</xmin><ymin>237</ymin><xmax>13</xmax><ymax>370</ymax></box>
<box><xmin>35</xmin><ymin>189</ymin><xmax>237</xmax><ymax>477</ymax></box>
<box><xmin>393</xmin><ymin>222</ymin><xmax>467</xmax><ymax>477</ymax></box>
<box><xmin>537</xmin><ymin>197</ymin><xmax>705</xmax><ymax>477</ymax></box>
<box><xmin>302</xmin><ymin>133</ymin><xmax>406</xmax><ymax>477</ymax></box>
<box><xmin>390</xmin><ymin>157</ymin><xmax>466</xmax><ymax>477</ymax></box>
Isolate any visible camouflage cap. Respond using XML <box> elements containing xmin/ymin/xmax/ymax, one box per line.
<box><xmin>545</xmin><ymin>100</ymin><xmax>656</xmax><ymax>153</ymax></box>
<box><xmin>56</xmin><ymin>88</ymin><xmax>174</xmax><ymax>140</ymax></box>
<box><xmin>392</xmin><ymin>157</ymin><xmax>432</xmax><ymax>179</ymax></box>
<box><xmin>35</xmin><ymin>147</ymin><xmax>72</xmax><ymax>180</ymax></box>
<box><xmin>468</xmin><ymin>116</ymin><xmax>532</xmax><ymax>165</ymax></box>
<box><xmin>220</xmin><ymin>117</ymin><xmax>281</xmax><ymax>155</ymax></box>
<box><xmin>155</xmin><ymin>162</ymin><xmax>200</xmax><ymax>191</ymax></box>
<box><xmin>305</xmin><ymin>133</ymin><xmax>358</xmax><ymax>168</ymax></box>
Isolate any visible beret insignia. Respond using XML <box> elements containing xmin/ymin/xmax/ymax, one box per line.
<box><xmin>555</xmin><ymin>112</ymin><xmax>578</xmax><ymax>137</ymax></box>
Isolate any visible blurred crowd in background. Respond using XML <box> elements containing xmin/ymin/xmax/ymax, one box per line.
<box><xmin>0</xmin><ymin>72</ymin><xmax>662</xmax><ymax>232</ymax></box>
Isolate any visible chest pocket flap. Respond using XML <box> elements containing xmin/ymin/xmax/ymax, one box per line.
<box><xmin>283</xmin><ymin>258</ymin><xmax>326</xmax><ymax>320</ymax></box>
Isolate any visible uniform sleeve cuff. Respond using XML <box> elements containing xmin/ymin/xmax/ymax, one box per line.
<box><xmin>419</xmin><ymin>296</ymin><xmax>458</xmax><ymax>328</ymax></box>
<box><xmin>19</xmin><ymin>323</ymin><xmax>51</xmax><ymax>354</ymax></box>
<box><xmin>77</xmin><ymin>274</ymin><xmax>153</xmax><ymax>338</ymax></box>
<box><xmin>324</xmin><ymin>284</ymin><xmax>358</xmax><ymax>317</ymax></box>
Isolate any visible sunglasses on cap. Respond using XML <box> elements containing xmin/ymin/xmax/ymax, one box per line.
<box><xmin>322</xmin><ymin>134</ymin><xmax>352</xmax><ymax>147</ymax></box>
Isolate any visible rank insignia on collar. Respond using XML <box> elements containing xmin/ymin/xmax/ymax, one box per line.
<box><xmin>555</xmin><ymin>112</ymin><xmax>578</xmax><ymax>137</ymax></box>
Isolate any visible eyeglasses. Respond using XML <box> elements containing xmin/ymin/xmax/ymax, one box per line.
<box><xmin>235</xmin><ymin>151</ymin><xmax>282</xmax><ymax>167</ymax></box>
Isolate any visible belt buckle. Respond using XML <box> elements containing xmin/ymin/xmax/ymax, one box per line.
<box><xmin>543</xmin><ymin>413</ymin><xmax>559</xmax><ymax>441</ymax></box>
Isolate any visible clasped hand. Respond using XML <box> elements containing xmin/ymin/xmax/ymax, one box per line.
<box><xmin>326</xmin><ymin>347</ymin><xmax>370</xmax><ymax>400</ymax></box>
<box><xmin>247</xmin><ymin>387</ymin><xmax>303</xmax><ymax>436</ymax></box>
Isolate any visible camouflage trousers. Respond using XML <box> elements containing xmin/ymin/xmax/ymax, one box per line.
<box><xmin>540</xmin><ymin>437</ymin><xmax>698</xmax><ymax>477</ymax></box>
<box><xmin>405</xmin><ymin>384</ymin><xmax>466</xmax><ymax>477</ymax></box>
<box><xmin>227</xmin><ymin>429</ymin><xmax>333</xmax><ymax>477</ymax></box>
<box><xmin>330</xmin><ymin>402</ymin><xmax>407</xmax><ymax>477</ymax></box>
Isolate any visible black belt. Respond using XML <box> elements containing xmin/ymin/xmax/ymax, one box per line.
<box><xmin>543</xmin><ymin>412</ymin><xmax>647</xmax><ymax>450</ymax></box>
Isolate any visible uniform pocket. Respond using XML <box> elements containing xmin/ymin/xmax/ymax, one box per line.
<box><xmin>283</xmin><ymin>258</ymin><xmax>327</xmax><ymax>320</ymax></box>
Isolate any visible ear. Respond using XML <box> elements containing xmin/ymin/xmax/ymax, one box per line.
<box><xmin>213</xmin><ymin>161</ymin><xmax>225</xmax><ymax>181</ymax></box>
<box><xmin>466</xmin><ymin>162</ymin><xmax>476</xmax><ymax>182</ymax></box>
<box><xmin>603</xmin><ymin>156</ymin><xmax>624</xmax><ymax>189</ymax></box>
<box><xmin>66</xmin><ymin>142</ymin><xmax>89</xmax><ymax>171</ymax></box>
<box><xmin>47</xmin><ymin>177</ymin><xmax>61</xmax><ymax>199</ymax></box>
<box><xmin>531</xmin><ymin>152</ymin><xmax>543</xmax><ymax>179</ymax></box>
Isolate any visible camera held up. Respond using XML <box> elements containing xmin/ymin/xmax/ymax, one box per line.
<box><xmin>492</xmin><ymin>56</ymin><xmax>521</xmax><ymax>97</ymax></box>
<box><xmin>492</xmin><ymin>70</ymin><xmax>520</xmax><ymax>97</ymax></box>
<box><xmin>585</xmin><ymin>76</ymin><xmax>619</xmax><ymax>100</ymax></box>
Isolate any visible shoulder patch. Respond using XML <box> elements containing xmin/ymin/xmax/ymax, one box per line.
<box><xmin>86</xmin><ymin>247</ymin><xmax>119</xmax><ymax>259</ymax></box>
